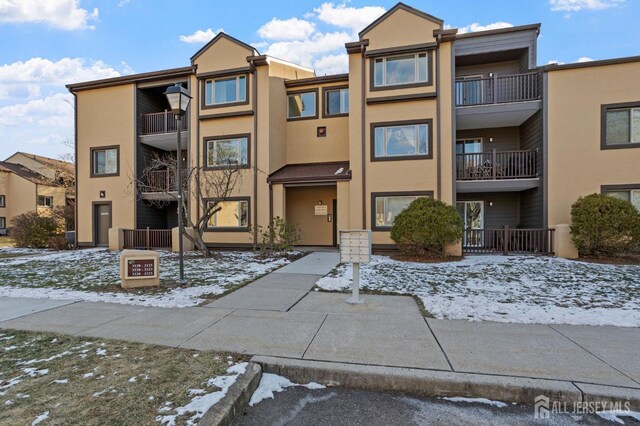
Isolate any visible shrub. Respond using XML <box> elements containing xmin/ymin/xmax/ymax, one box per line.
<box><xmin>48</xmin><ymin>235</ymin><xmax>71</xmax><ymax>251</ymax></box>
<box><xmin>11</xmin><ymin>212</ymin><xmax>61</xmax><ymax>249</ymax></box>
<box><xmin>390</xmin><ymin>197</ymin><xmax>463</xmax><ymax>258</ymax></box>
<box><xmin>250</xmin><ymin>217</ymin><xmax>301</xmax><ymax>256</ymax></box>
<box><xmin>570</xmin><ymin>193</ymin><xmax>640</xmax><ymax>257</ymax></box>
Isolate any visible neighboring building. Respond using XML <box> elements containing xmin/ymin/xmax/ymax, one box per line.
<box><xmin>0</xmin><ymin>152</ymin><xmax>73</xmax><ymax>234</ymax></box>
<box><xmin>67</xmin><ymin>3</ymin><xmax>640</xmax><ymax>254</ymax></box>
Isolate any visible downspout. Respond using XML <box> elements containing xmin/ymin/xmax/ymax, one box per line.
<box><xmin>195</xmin><ymin>77</ymin><xmax>201</xmax><ymax>229</ymax></box>
<box><xmin>360</xmin><ymin>44</ymin><xmax>367</xmax><ymax>229</ymax></box>
<box><xmin>269</xmin><ymin>182</ymin><xmax>273</xmax><ymax>223</ymax></box>
<box><xmin>251</xmin><ymin>60</ymin><xmax>258</xmax><ymax>233</ymax></box>
<box><xmin>72</xmin><ymin>91</ymin><xmax>78</xmax><ymax>246</ymax></box>
<box><xmin>435</xmin><ymin>33</ymin><xmax>442</xmax><ymax>201</ymax></box>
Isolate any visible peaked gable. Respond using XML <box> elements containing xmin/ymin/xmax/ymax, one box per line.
<box><xmin>359</xmin><ymin>2</ymin><xmax>443</xmax><ymax>39</ymax></box>
<box><xmin>190</xmin><ymin>32</ymin><xmax>258</xmax><ymax>64</ymax></box>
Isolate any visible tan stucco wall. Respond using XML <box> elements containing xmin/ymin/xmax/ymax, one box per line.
<box><xmin>5</xmin><ymin>173</ymin><xmax>37</xmax><ymax>227</ymax></box>
<box><xmin>193</xmin><ymin>36</ymin><xmax>253</xmax><ymax>74</ymax></box>
<box><xmin>36</xmin><ymin>184</ymin><xmax>66</xmax><ymax>217</ymax></box>
<box><xmin>76</xmin><ymin>84</ymin><xmax>136</xmax><ymax>245</ymax></box>
<box><xmin>5</xmin><ymin>153</ymin><xmax>57</xmax><ymax>181</ymax></box>
<box><xmin>362</xmin><ymin>8</ymin><xmax>440</xmax><ymax>50</ymax></box>
<box><xmin>547</xmin><ymin>62</ymin><xmax>640</xmax><ymax>226</ymax></box>
<box><xmin>285</xmin><ymin>185</ymin><xmax>337</xmax><ymax>246</ymax></box>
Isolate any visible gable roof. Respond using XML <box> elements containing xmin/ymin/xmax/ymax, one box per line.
<box><xmin>0</xmin><ymin>161</ymin><xmax>55</xmax><ymax>186</ymax></box>
<box><xmin>359</xmin><ymin>2</ymin><xmax>443</xmax><ymax>39</ymax></box>
<box><xmin>6</xmin><ymin>152</ymin><xmax>73</xmax><ymax>174</ymax></box>
<box><xmin>66</xmin><ymin>66</ymin><xmax>195</xmax><ymax>92</ymax></box>
<box><xmin>190</xmin><ymin>32</ymin><xmax>259</xmax><ymax>63</ymax></box>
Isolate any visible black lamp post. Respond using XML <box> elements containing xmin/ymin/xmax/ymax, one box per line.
<box><xmin>164</xmin><ymin>84</ymin><xmax>191</xmax><ymax>284</ymax></box>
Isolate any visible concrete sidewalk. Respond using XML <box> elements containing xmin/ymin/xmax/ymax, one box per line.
<box><xmin>1</xmin><ymin>251</ymin><xmax>639</xmax><ymax>403</ymax></box>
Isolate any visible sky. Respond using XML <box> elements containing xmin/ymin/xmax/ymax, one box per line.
<box><xmin>0</xmin><ymin>0</ymin><xmax>638</xmax><ymax>161</ymax></box>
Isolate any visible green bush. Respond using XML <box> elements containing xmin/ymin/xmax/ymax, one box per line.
<box><xmin>11</xmin><ymin>212</ymin><xmax>62</xmax><ymax>249</ymax></box>
<box><xmin>390</xmin><ymin>197</ymin><xmax>463</xmax><ymax>258</ymax></box>
<box><xmin>250</xmin><ymin>217</ymin><xmax>301</xmax><ymax>257</ymax></box>
<box><xmin>570</xmin><ymin>193</ymin><xmax>640</xmax><ymax>257</ymax></box>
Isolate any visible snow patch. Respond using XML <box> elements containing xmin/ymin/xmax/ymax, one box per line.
<box><xmin>31</xmin><ymin>411</ymin><xmax>49</xmax><ymax>425</ymax></box>
<box><xmin>597</xmin><ymin>410</ymin><xmax>640</xmax><ymax>424</ymax></box>
<box><xmin>52</xmin><ymin>379</ymin><xmax>69</xmax><ymax>384</ymax></box>
<box><xmin>249</xmin><ymin>373</ymin><xmax>326</xmax><ymax>406</ymax></box>
<box><xmin>441</xmin><ymin>396</ymin><xmax>508</xmax><ymax>408</ymax></box>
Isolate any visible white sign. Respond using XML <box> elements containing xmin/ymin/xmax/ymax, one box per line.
<box><xmin>315</xmin><ymin>204</ymin><xmax>328</xmax><ymax>216</ymax></box>
<box><xmin>339</xmin><ymin>230</ymin><xmax>371</xmax><ymax>264</ymax></box>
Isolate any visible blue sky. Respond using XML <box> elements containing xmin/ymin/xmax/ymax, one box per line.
<box><xmin>0</xmin><ymin>0</ymin><xmax>638</xmax><ymax>161</ymax></box>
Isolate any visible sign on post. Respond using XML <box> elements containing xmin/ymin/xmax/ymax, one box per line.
<box><xmin>339</xmin><ymin>230</ymin><xmax>372</xmax><ymax>304</ymax></box>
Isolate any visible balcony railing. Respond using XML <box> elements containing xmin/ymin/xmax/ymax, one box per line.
<box><xmin>462</xmin><ymin>227</ymin><xmax>555</xmax><ymax>255</ymax></box>
<box><xmin>141</xmin><ymin>110</ymin><xmax>188</xmax><ymax>135</ymax></box>
<box><xmin>145</xmin><ymin>169</ymin><xmax>177</xmax><ymax>192</ymax></box>
<box><xmin>456</xmin><ymin>149</ymin><xmax>537</xmax><ymax>181</ymax></box>
<box><xmin>456</xmin><ymin>72</ymin><xmax>541</xmax><ymax>107</ymax></box>
<box><xmin>123</xmin><ymin>228</ymin><xmax>172</xmax><ymax>249</ymax></box>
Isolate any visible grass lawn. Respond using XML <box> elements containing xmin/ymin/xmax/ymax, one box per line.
<box><xmin>0</xmin><ymin>330</ymin><xmax>247</xmax><ymax>425</ymax></box>
<box><xmin>0</xmin><ymin>249</ymin><xmax>299</xmax><ymax>308</ymax></box>
<box><xmin>316</xmin><ymin>255</ymin><xmax>640</xmax><ymax>327</ymax></box>
<box><xmin>0</xmin><ymin>237</ymin><xmax>13</xmax><ymax>248</ymax></box>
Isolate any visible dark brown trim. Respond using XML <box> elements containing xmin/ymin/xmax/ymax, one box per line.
<box><xmin>369</xmin><ymin>50</ymin><xmax>434</xmax><ymax>92</ymax></box>
<box><xmin>203</xmin><ymin>196</ymin><xmax>251</xmax><ymax>232</ymax></box>
<box><xmin>365</xmin><ymin>42</ymin><xmax>437</xmax><ymax>58</ymax></box>
<box><xmin>433</xmin><ymin>28</ymin><xmax>458</xmax><ymax>42</ymax></box>
<box><xmin>196</xmin><ymin>67</ymin><xmax>252</xmax><ymax>80</ymax></box>
<box><xmin>370</xmin><ymin>119</ymin><xmax>434</xmax><ymax>162</ymax></box>
<box><xmin>191</xmin><ymin>32</ymin><xmax>257</xmax><ymax>63</ymax></box>
<box><xmin>601</xmin><ymin>183</ymin><xmax>640</xmax><ymax>194</ymax></box>
<box><xmin>268</xmin><ymin>175</ymin><xmax>351</xmax><ymax>184</ymax></box>
<box><xmin>0</xmin><ymin>195</ymin><xmax>5</xmax><ymax>208</ymax></box>
<box><xmin>285</xmin><ymin>74</ymin><xmax>349</xmax><ymax>88</ymax></box>
<box><xmin>345</xmin><ymin>40</ymin><xmax>369</xmax><ymax>54</ymax></box>
<box><xmin>600</xmin><ymin>101</ymin><xmax>640</xmax><ymax>150</ymax></box>
<box><xmin>247</xmin><ymin>55</ymin><xmax>269</xmax><ymax>67</ymax></box>
<box><xmin>359</xmin><ymin>3</ymin><xmax>443</xmax><ymax>39</ymax></box>
<box><xmin>286</xmin><ymin>88</ymin><xmax>319</xmax><ymax>121</ymax></box>
<box><xmin>322</xmin><ymin>85</ymin><xmax>349</xmax><ymax>118</ymax></box>
<box><xmin>454</xmin><ymin>23</ymin><xmax>541</xmax><ymax>40</ymax></box>
<box><xmin>67</xmin><ymin>66</ymin><xmax>195</xmax><ymax>92</ymax></box>
<box><xmin>91</xmin><ymin>201</ymin><xmax>112</xmax><ymax>247</ymax></box>
<box><xmin>90</xmin><ymin>145</ymin><xmax>120</xmax><ymax>178</ymax></box>
<box><xmin>251</xmin><ymin>63</ymin><xmax>258</xmax><ymax>243</ymax></box>
<box><xmin>361</xmin><ymin>48</ymin><xmax>367</xmax><ymax>228</ymax></box>
<box><xmin>544</xmin><ymin>55</ymin><xmax>640</xmax><ymax>72</ymax></box>
<box><xmin>205</xmin><ymin>242</ymin><xmax>254</xmax><ymax>250</ymax></box>
<box><xmin>0</xmin><ymin>216</ymin><xmax>6</xmax><ymax>229</ymax></box>
<box><xmin>199</xmin><ymin>110</ymin><xmax>254</xmax><ymax>120</ymax></box>
<box><xmin>366</xmin><ymin>92</ymin><xmax>437</xmax><ymax>105</ymax></box>
<box><xmin>77</xmin><ymin>242</ymin><xmax>94</xmax><ymax>248</ymax></box>
<box><xmin>202</xmin><ymin>133</ymin><xmax>252</xmax><ymax>171</ymax></box>
<box><xmin>73</xmin><ymin>92</ymin><xmax>78</xmax><ymax>245</ymax></box>
<box><xmin>370</xmin><ymin>190</ymin><xmax>434</xmax><ymax>231</ymax></box>
<box><xmin>200</xmin><ymin>72</ymin><xmax>250</xmax><ymax>110</ymax></box>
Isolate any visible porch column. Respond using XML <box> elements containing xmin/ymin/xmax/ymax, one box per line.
<box><xmin>271</xmin><ymin>183</ymin><xmax>285</xmax><ymax>221</ymax></box>
<box><xmin>337</xmin><ymin>181</ymin><xmax>351</xmax><ymax>234</ymax></box>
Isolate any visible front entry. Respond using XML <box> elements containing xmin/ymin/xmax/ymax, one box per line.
<box><xmin>285</xmin><ymin>185</ymin><xmax>337</xmax><ymax>246</ymax></box>
<box><xmin>94</xmin><ymin>203</ymin><xmax>111</xmax><ymax>247</ymax></box>
<box><xmin>456</xmin><ymin>201</ymin><xmax>484</xmax><ymax>247</ymax></box>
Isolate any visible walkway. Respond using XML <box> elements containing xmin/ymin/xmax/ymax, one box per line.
<box><xmin>1</xmin><ymin>251</ymin><xmax>639</xmax><ymax>399</ymax></box>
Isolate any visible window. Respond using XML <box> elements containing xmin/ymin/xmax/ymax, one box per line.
<box><xmin>373</xmin><ymin>53</ymin><xmax>429</xmax><ymax>88</ymax></box>
<box><xmin>91</xmin><ymin>147</ymin><xmax>118</xmax><ymax>176</ymax></box>
<box><xmin>205</xmin><ymin>75</ymin><xmax>247</xmax><ymax>106</ymax></box>
<box><xmin>373</xmin><ymin>193</ymin><xmax>431</xmax><ymax>228</ymax></box>
<box><xmin>603</xmin><ymin>103</ymin><xmax>640</xmax><ymax>147</ymax></box>
<box><xmin>206</xmin><ymin>199</ymin><xmax>249</xmax><ymax>229</ymax></box>
<box><xmin>0</xmin><ymin>217</ymin><xmax>5</xmax><ymax>229</ymax></box>
<box><xmin>287</xmin><ymin>91</ymin><xmax>317</xmax><ymax>119</ymax></box>
<box><xmin>373</xmin><ymin>121</ymin><xmax>431</xmax><ymax>160</ymax></box>
<box><xmin>206</xmin><ymin>136</ymin><xmax>249</xmax><ymax>168</ymax></box>
<box><xmin>325</xmin><ymin>88</ymin><xmax>349</xmax><ymax>116</ymax></box>
<box><xmin>0</xmin><ymin>195</ymin><xmax>5</xmax><ymax>207</ymax></box>
<box><xmin>37</xmin><ymin>196</ymin><xmax>53</xmax><ymax>208</ymax></box>
<box><xmin>606</xmin><ymin>189</ymin><xmax>640</xmax><ymax>211</ymax></box>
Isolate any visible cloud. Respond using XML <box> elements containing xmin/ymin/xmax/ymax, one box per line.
<box><xmin>456</xmin><ymin>22</ymin><xmax>514</xmax><ymax>34</ymax></box>
<box><xmin>313</xmin><ymin>53</ymin><xmax>349</xmax><ymax>75</ymax></box>
<box><xmin>258</xmin><ymin>17</ymin><xmax>315</xmax><ymax>41</ymax></box>
<box><xmin>179</xmin><ymin>28</ymin><xmax>223</xmax><ymax>44</ymax></box>
<box><xmin>576</xmin><ymin>56</ymin><xmax>594</xmax><ymax>62</ymax></box>
<box><xmin>0</xmin><ymin>93</ymin><xmax>73</xmax><ymax>127</ymax></box>
<box><xmin>264</xmin><ymin>31</ymin><xmax>352</xmax><ymax>69</ymax></box>
<box><xmin>549</xmin><ymin>0</ymin><xmax>625</xmax><ymax>11</ymax></box>
<box><xmin>0</xmin><ymin>0</ymin><xmax>99</xmax><ymax>30</ymax></box>
<box><xmin>314</xmin><ymin>2</ymin><xmax>386</xmax><ymax>34</ymax></box>
<box><xmin>118</xmin><ymin>0</ymin><xmax>131</xmax><ymax>6</ymax></box>
<box><xmin>546</xmin><ymin>56</ymin><xmax>595</xmax><ymax>65</ymax></box>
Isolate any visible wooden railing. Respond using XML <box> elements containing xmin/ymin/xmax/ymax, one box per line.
<box><xmin>146</xmin><ymin>169</ymin><xmax>177</xmax><ymax>192</ymax></box>
<box><xmin>141</xmin><ymin>110</ymin><xmax>188</xmax><ymax>135</ymax></box>
<box><xmin>123</xmin><ymin>227</ymin><xmax>172</xmax><ymax>249</ymax></box>
<box><xmin>462</xmin><ymin>226</ymin><xmax>554</xmax><ymax>255</ymax></box>
<box><xmin>456</xmin><ymin>72</ymin><xmax>541</xmax><ymax>106</ymax></box>
<box><xmin>456</xmin><ymin>149</ymin><xmax>537</xmax><ymax>180</ymax></box>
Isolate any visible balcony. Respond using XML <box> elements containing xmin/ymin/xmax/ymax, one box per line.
<box><xmin>455</xmin><ymin>72</ymin><xmax>542</xmax><ymax>130</ymax></box>
<box><xmin>139</xmin><ymin>110</ymin><xmax>189</xmax><ymax>151</ymax></box>
<box><xmin>456</xmin><ymin>149</ymin><xmax>540</xmax><ymax>193</ymax></box>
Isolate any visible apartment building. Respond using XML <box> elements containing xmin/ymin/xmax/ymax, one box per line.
<box><xmin>68</xmin><ymin>3</ymin><xmax>640</xmax><ymax>255</ymax></box>
<box><xmin>0</xmin><ymin>152</ymin><xmax>73</xmax><ymax>233</ymax></box>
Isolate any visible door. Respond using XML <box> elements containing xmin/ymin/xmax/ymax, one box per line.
<box><xmin>332</xmin><ymin>199</ymin><xmax>337</xmax><ymax>247</ymax></box>
<box><xmin>456</xmin><ymin>74</ymin><xmax>485</xmax><ymax>105</ymax></box>
<box><xmin>456</xmin><ymin>201</ymin><xmax>484</xmax><ymax>246</ymax></box>
<box><xmin>456</xmin><ymin>138</ymin><xmax>483</xmax><ymax>179</ymax></box>
<box><xmin>94</xmin><ymin>203</ymin><xmax>111</xmax><ymax>247</ymax></box>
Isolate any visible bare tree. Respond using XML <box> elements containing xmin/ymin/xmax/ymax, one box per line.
<box><xmin>134</xmin><ymin>149</ymin><xmax>243</xmax><ymax>257</ymax></box>
<box><xmin>50</xmin><ymin>137</ymin><xmax>76</xmax><ymax>230</ymax></box>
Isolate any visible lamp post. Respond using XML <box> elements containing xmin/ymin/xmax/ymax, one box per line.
<box><xmin>164</xmin><ymin>84</ymin><xmax>191</xmax><ymax>284</ymax></box>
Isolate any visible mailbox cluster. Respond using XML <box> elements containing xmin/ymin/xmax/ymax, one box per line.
<box><xmin>339</xmin><ymin>230</ymin><xmax>372</xmax><ymax>264</ymax></box>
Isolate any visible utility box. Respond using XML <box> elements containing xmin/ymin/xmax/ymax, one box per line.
<box><xmin>120</xmin><ymin>249</ymin><xmax>160</xmax><ymax>289</ymax></box>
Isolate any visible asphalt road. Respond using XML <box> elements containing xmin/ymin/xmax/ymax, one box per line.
<box><xmin>234</xmin><ymin>387</ymin><xmax>615</xmax><ymax>426</ymax></box>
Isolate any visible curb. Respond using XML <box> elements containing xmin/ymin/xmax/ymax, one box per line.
<box><xmin>252</xmin><ymin>356</ymin><xmax>640</xmax><ymax>410</ymax></box>
<box><xmin>200</xmin><ymin>362</ymin><xmax>262</xmax><ymax>426</ymax></box>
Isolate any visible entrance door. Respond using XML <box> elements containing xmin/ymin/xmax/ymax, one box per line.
<box><xmin>456</xmin><ymin>201</ymin><xmax>484</xmax><ymax>246</ymax></box>
<box><xmin>94</xmin><ymin>203</ymin><xmax>111</xmax><ymax>247</ymax></box>
<box><xmin>456</xmin><ymin>74</ymin><xmax>485</xmax><ymax>105</ymax></box>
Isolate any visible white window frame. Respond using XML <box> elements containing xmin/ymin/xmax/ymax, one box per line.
<box><xmin>605</xmin><ymin>107</ymin><xmax>640</xmax><ymax>145</ymax></box>
<box><xmin>205</xmin><ymin>75</ymin><xmax>247</xmax><ymax>106</ymax></box>
<box><xmin>287</xmin><ymin>91</ymin><xmax>317</xmax><ymax>119</ymax></box>
<box><xmin>325</xmin><ymin>88</ymin><xmax>349</xmax><ymax>116</ymax></box>
<box><xmin>37</xmin><ymin>196</ymin><xmax>53</xmax><ymax>208</ymax></box>
<box><xmin>374</xmin><ymin>123</ymin><xmax>430</xmax><ymax>158</ymax></box>
<box><xmin>374</xmin><ymin>52</ymin><xmax>429</xmax><ymax>88</ymax></box>
<box><xmin>206</xmin><ymin>199</ymin><xmax>249</xmax><ymax>229</ymax></box>
<box><xmin>206</xmin><ymin>137</ymin><xmax>249</xmax><ymax>167</ymax></box>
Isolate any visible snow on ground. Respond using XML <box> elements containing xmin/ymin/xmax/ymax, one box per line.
<box><xmin>249</xmin><ymin>373</ymin><xmax>326</xmax><ymax>406</ymax></box>
<box><xmin>156</xmin><ymin>362</ymin><xmax>248</xmax><ymax>426</ymax></box>
<box><xmin>316</xmin><ymin>255</ymin><xmax>640</xmax><ymax>327</ymax></box>
<box><xmin>0</xmin><ymin>249</ymin><xmax>292</xmax><ymax>308</ymax></box>
<box><xmin>597</xmin><ymin>410</ymin><xmax>640</xmax><ymax>424</ymax></box>
<box><xmin>441</xmin><ymin>396</ymin><xmax>508</xmax><ymax>408</ymax></box>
